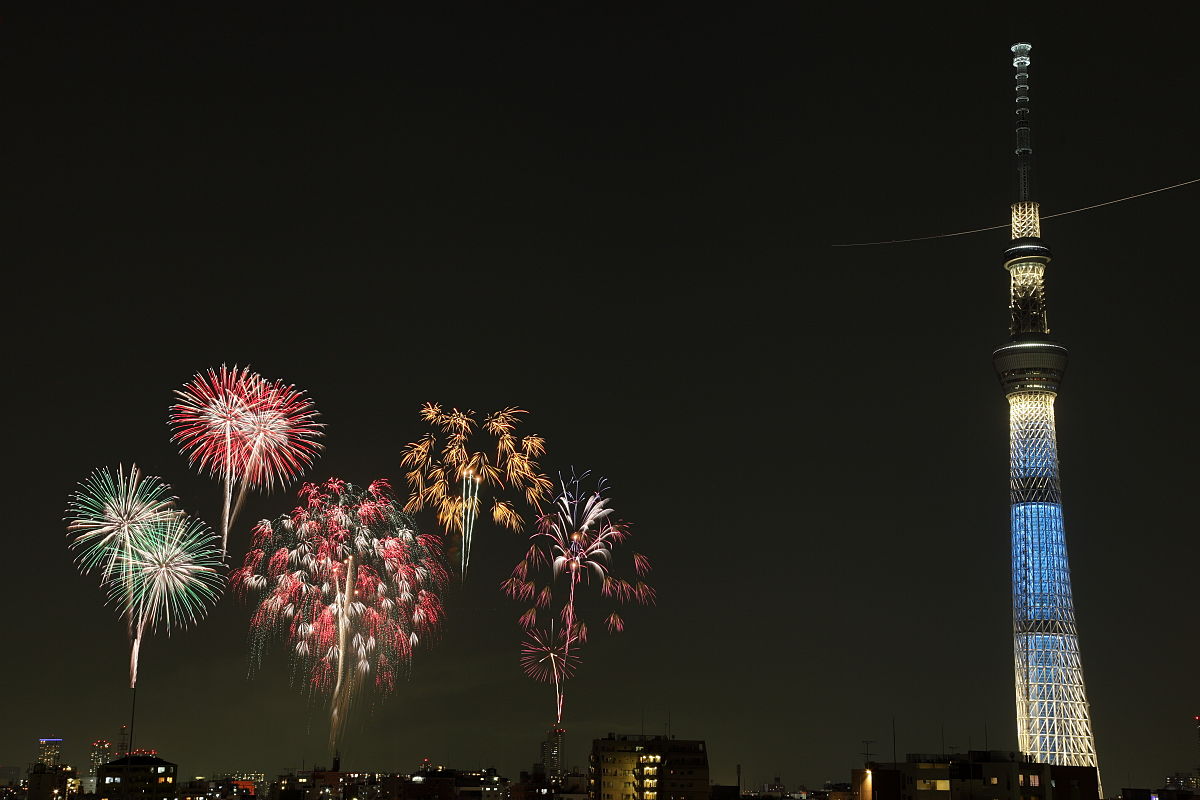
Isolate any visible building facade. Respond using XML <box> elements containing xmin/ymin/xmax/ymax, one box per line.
<box><xmin>588</xmin><ymin>735</ymin><xmax>707</xmax><ymax>800</ymax></box>
<box><xmin>97</xmin><ymin>755</ymin><xmax>179</xmax><ymax>800</ymax></box>
<box><xmin>38</xmin><ymin>741</ymin><xmax>65</xmax><ymax>768</ymax></box>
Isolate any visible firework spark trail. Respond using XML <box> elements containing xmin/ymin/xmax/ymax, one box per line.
<box><xmin>66</xmin><ymin>468</ymin><xmax>225</xmax><ymax>688</ymax></box>
<box><xmin>401</xmin><ymin>404</ymin><xmax>552</xmax><ymax>579</ymax></box>
<box><xmin>170</xmin><ymin>365</ymin><xmax>324</xmax><ymax>556</ymax></box>
<box><xmin>504</xmin><ymin>472</ymin><xmax>654</xmax><ymax>722</ymax></box>
<box><xmin>234</xmin><ymin>478</ymin><xmax>449</xmax><ymax>753</ymax></box>
<box><xmin>460</xmin><ymin>472</ymin><xmax>482</xmax><ymax>574</ymax></box>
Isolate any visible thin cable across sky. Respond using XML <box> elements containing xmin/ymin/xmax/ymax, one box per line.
<box><xmin>830</xmin><ymin>177</ymin><xmax>1200</xmax><ymax>247</ymax></box>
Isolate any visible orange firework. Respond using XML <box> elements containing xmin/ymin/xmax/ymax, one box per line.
<box><xmin>400</xmin><ymin>403</ymin><xmax>552</xmax><ymax>577</ymax></box>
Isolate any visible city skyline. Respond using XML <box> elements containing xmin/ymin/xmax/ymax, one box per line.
<box><xmin>5</xmin><ymin>5</ymin><xmax>1198</xmax><ymax>794</ymax></box>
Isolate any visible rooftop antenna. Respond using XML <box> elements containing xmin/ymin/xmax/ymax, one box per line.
<box><xmin>860</xmin><ymin>740</ymin><xmax>875</xmax><ymax>767</ymax></box>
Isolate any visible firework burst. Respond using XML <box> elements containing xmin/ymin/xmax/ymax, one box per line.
<box><xmin>504</xmin><ymin>472</ymin><xmax>653</xmax><ymax>722</ymax></box>
<box><xmin>169</xmin><ymin>365</ymin><xmax>323</xmax><ymax>555</ymax></box>
<box><xmin>65</xmin><ymin>467</ymin><xmax>225</xmax><ymax>688</ymax></box>
<box><xmin>66</xmin><ymin>465</ymin><xmax>178</xmax><ymax>584</ymax></box>
<box><xmin>234</xmin><ymin>478</ymin><xmax>449</xmax><ymax>752</ymax></box>
<box><xmin>520</xmin><ymin>628</ymin><xmax>579</xmax><ymax>722</ymax></box>
<box><xmin>401</xmin><ymin>403</ymin><xmax>551</xmax><ymax>577</ymax></box>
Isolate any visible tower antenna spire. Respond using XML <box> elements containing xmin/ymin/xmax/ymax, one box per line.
<box><xmin>1012</xmin><ymin>43</ymin><xmax>1035</xmax><ymax>203</ymax></box>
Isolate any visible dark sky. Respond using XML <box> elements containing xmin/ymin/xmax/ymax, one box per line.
<box><xmin>5</xmin><ymin>3</ymin><xmax>1198</xmax><ymax>793</ymax></box>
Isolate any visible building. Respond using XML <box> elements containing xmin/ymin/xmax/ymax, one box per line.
<box><xmin>84</xmin><ymin>740</ymin><xmax>116</xmax><ymax>794</ymax></box>
<box><xmin>39</xmin><ymin>740</ymin><xmax>65</xmax><ymax>768</ymax></box>
<box><xmin>1119</xmin><ymin>789</ymin><xmax>1197</xmax><ymax>800</ymax></box>
<box><xmin>543</xmin><ymin>728</ymin><xmax>567</xmax><ymax>786</ymax></box>
<box><xmin>1164</xmin><ymin>776</ymin><xmax>1200</xmax><ymax>793</ymax></box>
<box><xmin>513</xmin><ymin>769</ymin><xmax>587</xmax><ymax>800</ymax></box>
<box><xmin>989</xmin><ymin>43</ymin><xmax>1100</xmax><ymax>779</ymax></box>
<box><xmin>850</xmin><ymin>751</ymin><xmax>1099</xmax><ymax>800</ymax></box>
<box><xmin>91</xmin><ymin>742</ymin><xmax>115</xmax><ymax>775</ymax></box>
<box><xmin>97</xmin><ymin>755</ymin><xmax>179</xmax><ymax>800</ymax></box>
<box><xmin>0</xmin><ymin>766</ymin><xmax>22</xmax><ymax>787</ymax></box>
<box><xmin>28</xmin><ymin>763</ymin><xmax>77</xmax><ymax>800</ymax></box>
<box><xmin>266</xmin><ymin>763</ymin><xmax>507</xmax><ymax>800</ymax></box>
<box><xmin>589</xmin><ymin>734</ymin><xmax>708</xmax><ymax>800</ymax></box>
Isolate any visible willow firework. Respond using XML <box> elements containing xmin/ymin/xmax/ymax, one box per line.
<box><xmin>401</xmin><ymin>404</ymin><xmax>551</xmax><ymax>577</ymax></box>
<box><xmin>234</xmin><ymin>478</ymin><xmax>449</xmax><ymax>752</ymax></box>
<box><xmin>65</xmin><ymin>467</ymin><xmax>225</xmax><ymax>688</ymax></box>
<box><xmin>170</xmin><ymin>365</ymin><xmax>324</xmax><ymax>555</ymax></box>
<box><xmin>504</xmin><ymin>473</ymin><xmax>654</xmax><ymax>722</ymax></box>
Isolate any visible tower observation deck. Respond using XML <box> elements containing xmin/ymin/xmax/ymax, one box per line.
<box><xmin>990</xmin><ymin>43</ymin><xmax>1101</xmax><ymax>784</ymax></box>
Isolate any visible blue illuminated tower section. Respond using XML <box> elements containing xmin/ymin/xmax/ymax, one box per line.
<box><xmin>991</xmin><ymin>43</ymin><xmax>1100</xmax><ymax>776</ymax></box>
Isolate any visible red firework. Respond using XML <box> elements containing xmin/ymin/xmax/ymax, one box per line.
<box><xmin>169</xmin><ymin>365</ymin><xmax>323</xmax><ymax>553</ymax></box>
<box><xmin>234</xmin><ymin>478</ymin><xmax>448</xmax><ymax>751</ymax></box>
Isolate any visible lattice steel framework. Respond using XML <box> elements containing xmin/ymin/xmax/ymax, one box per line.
<box><xmin>992</xmin><ymin>43</ymin><xmax>1100</xmax><ymax>784</ymax></box>
<box><xmin>1008</xmin><ymin>392</ymin><xmax>1097</xmax><ymax>765</ymax></box>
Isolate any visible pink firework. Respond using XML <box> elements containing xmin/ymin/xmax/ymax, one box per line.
<box><xmin>235</xmin><ymin>478</ymin><xmax>449</xmax><ymax>752</ymax></box>
<box><xmin>504</xmin><ymin>472</ymin><xmax>653</xmax><ymax>723</ymax></box>
<box><xmin>520</xmin><ymin>628</ymin><xmax>579</xmax><ymax>722</ymax></box>
<box><xmin>169</xmin><ymin>365</ymin><xmax>323</xmax><ymax>554</ymax></box>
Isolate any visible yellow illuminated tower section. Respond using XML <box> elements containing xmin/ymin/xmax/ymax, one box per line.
<box><xmin>991</xmin><ymin>43</ymin><xmax>1100</xmax><ymax>780</ymax></box>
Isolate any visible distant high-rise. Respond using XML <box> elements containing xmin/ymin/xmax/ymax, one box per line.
<box><xmin>991</xmin><ymin>43</ymin><xmax>1100</xmax><ymax>780</ymax></box>
<box><xmin>89</xmin><ymin>741</ymin><xmax>113</xmax><ymax>776</ymax></box>
<box><xmin>542</xmin><ymin>726</ymin><xmax>566</xmax><ymax>785</ymax></box>
<box><xmin>37</xmin><ymin>739</ymin><xmax>63</xmax><ymax>767</ymax></box>
<box><xmin>588</xmin><ymin>734</ymin><xmax>707</xmax><ymax>800</ymax></box>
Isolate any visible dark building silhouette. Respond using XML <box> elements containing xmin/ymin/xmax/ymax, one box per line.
<box><xmin>97</xmin><ymin>755</ymin><xmax>179</xmax><ymax>800</ymax></box>
<box><xmin>850</xmin><ymin>751</ymin><xmax>1098</xmax><ymax>800</ymax></box>
<box><xmin>27</xmin><ymin>763</ymin><xmax>75</xmax><ymax>800</ymax></box>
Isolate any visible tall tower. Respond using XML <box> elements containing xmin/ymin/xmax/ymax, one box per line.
<box><xmin>991</xmin><ymin>43</ymin><xmax>1100</xmax><ymax>777</ymax></box>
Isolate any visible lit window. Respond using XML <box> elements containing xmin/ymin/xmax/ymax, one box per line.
<box><xmin>990</xmin><ymin>778</ymin><xmax>998</xmax><ymax>785</ymax></box>
<box><xmin>1029</xmin><ymin>776</ymin><xmax>1039</xmax><ymax>788</ymax></box>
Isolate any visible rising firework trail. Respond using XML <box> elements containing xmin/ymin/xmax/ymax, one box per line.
<box><xmin>66</xmin><ymin>465</ymin><xmax>225</xmax><ymax>688</ymax></box>
<box><xmin>402</xmin><ymin>404</ymin><xmax>551</xmax><ymax>578</ymax></box>
<box><xmin>66</xmin><ymin>468</ymin><xmax>224</xmax><ymax>750</ymax></box>
<box><xmin>234</xmin><ymin>478</ymin><xmax>449</xmax><ymax>752</ymax></box>
<box><xmin>170</xmin><ymin>365</ymin><xmax>324</xmax><ymax>555</ymax></box>
<box><xmin>504</xmin><ymin>472</ymin><xmax>654</xmax><ymax>722</ymax></box>
<box><xmin>112</xmin><ymin>513</ymin><xmax>226</xmax><ymax>687</ymax></box>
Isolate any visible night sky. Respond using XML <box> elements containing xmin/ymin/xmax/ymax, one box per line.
<box><xmin>5</xmin><ymin>4</ymin><xmax>1198</xmax><ymax>793</ymax></box>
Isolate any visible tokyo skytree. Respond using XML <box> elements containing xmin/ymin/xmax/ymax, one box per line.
<box><xmin>990</xmin><ymin>43</ymin><xmax>1101</xmax><ymax>779</ymax></box>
